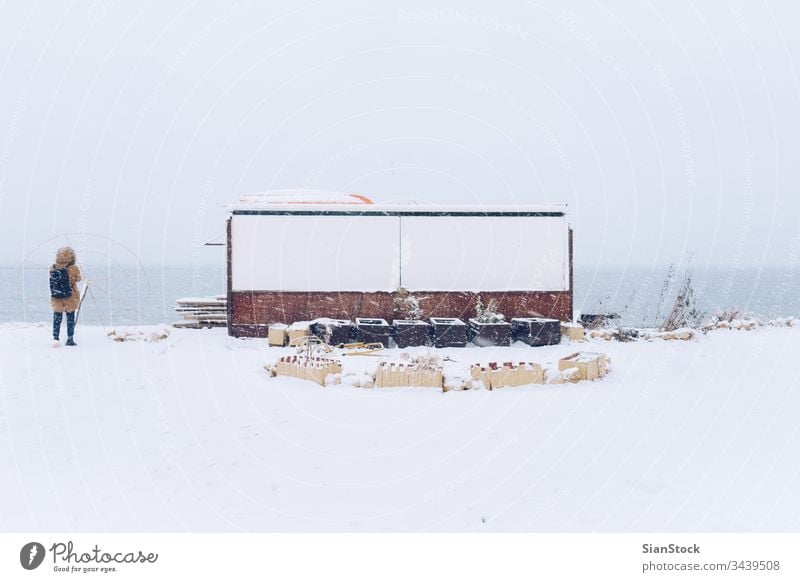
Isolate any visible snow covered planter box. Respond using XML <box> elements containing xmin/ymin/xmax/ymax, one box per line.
<box><xmin>468</xmin><ymin>319</ymin><xmax>512</xmax><ymax>347</ymax></box>
<box><xmin>311</xmin><ymin>319</ymin><xmax>352</xmax><ymax>346</ymax></box>
<box><xmin>355</xmin><ymin>318</ymin><xmax>393</xmax><ymax>348</ymax></box>
<box><xmin>430</xmin><ymin>317</ymin><xmax>468</xmax><ymax>348</ymax></box>
<box><xmin>376</xmin><ymin>362</ymin><xmax>443</xmax><ymax>388</ymax></box>
<box><xmin>511</xmin><ymin>318</ymin><xmax>561</xmax><ymax>347</ymax></box>
<box><xmin>273</xmin><ymin>355</ymin><xmax>343</xmax><ymax>386</ymax></box>
<box><xmin>287</xmin><ymin>322</ymin><xmax>312</xmax><ymax>346</ymax></box>
<box><xmin>557</xmin><ymin>352</ymin><xmax>609</xmax><ymax>382</ymax></box>
<box><xmin>268</xmin><ymin>324</ymin><xmax>289</xmax><ymax>347</ymax></box>
<box><xmin>471</xmin><ymin>362</ymin><xmax>544</xmax><ymax>389</ymax></box>
<box><xmin>393</xmin><ymin>320</ymin><xmax>430</xmax><ymax>348</ymax></box>
<box><xmin>560</xmin><ymin>322</ymin><xmax>585</xmax><ymax>341</ymax></box>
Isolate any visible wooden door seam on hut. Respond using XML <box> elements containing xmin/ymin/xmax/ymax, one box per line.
<box><xmin>226</xmin><ymin>191</ymin><xmax>573</xmax><ymax>338</ymax></box>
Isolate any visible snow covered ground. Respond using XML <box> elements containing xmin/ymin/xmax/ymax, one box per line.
<box><xmin>1</xmin><ymin>323</ymin><xmax>798</xmax><ymax>532</ymax></box>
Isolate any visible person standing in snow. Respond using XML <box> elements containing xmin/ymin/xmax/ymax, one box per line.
<box><xmin>49</xmin><ymin>246</ymin><xmax>82</xmax><ymax>346</ymax></box>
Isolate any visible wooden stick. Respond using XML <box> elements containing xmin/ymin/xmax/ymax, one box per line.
<box><xmin>74</xmin><ymin>281</ymin><xmax>89</xmax><ymax>326</ymax></box>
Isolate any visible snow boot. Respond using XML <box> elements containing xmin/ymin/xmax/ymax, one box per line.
<box><xmin>53</xmin><ymin>312</ymin><xmax>63</xmax><ymax>340</ymax></box>
<box><xmin>65</xmin><ymin>337</ymin><xmax>77</xmax><ymax>347</ymax></box>
<box><xmin>65</xmin><ymin>312</ymin><xmax>76</xmax><ymax>338</ymax></box>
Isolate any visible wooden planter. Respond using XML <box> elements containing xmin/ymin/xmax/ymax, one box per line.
<box><xmin>430</xmin><ymin>317</ymin><xmax>468</xmax><ymax>348</ymax></box>
<box><xmin>355</xmin><ymin>318</ymin><xmax>393</xmax><ymax>348</ymax></box>
<box><xmin>311</xmin><ymin>319</ymin><xmax>352</xmax><ymax>346</ymax></box>
<box><xmin>393</xmin><ymin>320</ymin><xmax>430</xmax><ymax>348</ymax></box>
<box><xmin>560</xmin><ymin>322</ymin><xmax>585</xmax><ymax>342</ymax></box>
<box><xmin>471</xmin><ymin>362</ymin><xmax>545</xmax><ymax>389</ymax></box>
<box><xmin>511</xmin><ymin>318</ymin><xmax>561</xmax><ymax>347</ymax></box>
<box><xmin>267</xmin><ymin>324</ymin><xmax>289</xmax><ymax>347</ymax></box>
<box><xmin>287</xmin><ymin>323</ymin><xmax>312</xmax><ymax>347</ymax></box>
<box><xmin>558</xmin><ymin>352</ymin><xmax>609</xmax><ymax>381</ymax></box>
<box><xmin>468</xmin><ymin>319</ymin><xmax>512</xmax><ymax>347</ymax></box>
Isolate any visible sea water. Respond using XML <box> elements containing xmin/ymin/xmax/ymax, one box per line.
<box><xmin>0</xmin><ymin>264</ymin><xmax>797</xmax><ymax>327</ymax></box>
<box><xmin>574</xmin><ymin>266</ymin><xmax>800</xmax><ymax>326</ymax></box>
<box><xmin>0</xmin><ymin>265</ymin><xmax>226</xmax><ymax>326</ymax></box>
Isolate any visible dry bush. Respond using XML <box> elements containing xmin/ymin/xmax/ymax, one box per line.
<box><xmin>614</xmin><ymin>327</ymin><xmax>639</xmax><ymax>342</ymax></box>
<box><xmin>400</xmin><ymin>350</ymin><xmax>442</xmax><ymax>371</ymax></box>
<box><xmin>714</xmin><ymin>307</ymin><xmax>744</xmax><ymax>323</ymax></box>
<box><xmin>474</xmin><ymin>295</ymin><xmax>504</xmax><ymax>323</ymax></box>
<box><xmin>661</xmin><ymin>269</ymin><xmax>704</xmax><ymax>331</ymax></box>
<box><xmin>652</xmin><ymin>264</ymin><xmax>676</xmax><ymax>327</ymax></box>
<box><xmin>394</xmin><ymin>287</ymin><xmax>423</xmax><ymax>320</ymax></box>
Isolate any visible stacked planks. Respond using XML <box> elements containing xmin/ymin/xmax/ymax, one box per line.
<box><xmin>172</xmin><ymin>295</ymin><xmax>227</xmax><ymax>329</ymax></box>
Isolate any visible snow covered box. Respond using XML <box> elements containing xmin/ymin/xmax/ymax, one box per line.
<box><xmin>468</xmin><ymin>319</ymin><xmax>512</xmax><ymax>347</ymax></box>
<box><xmin>355</xmin><ymin>318</ymin><xmax>393</xmax><ymax>348</ymax></box>
<box><xmin>274</xmin><ymin>355</ymin><xmax>343</xmax><ymax>386</ymax></box>
<box><xmin>431</xmin><ymin>317</ymin><xmax>468</xmax><ymax>348</ymax></box>
<box><xmin>267</xmin><ymin>324</ymin><xmax>288</xmax><ymax>347</ymax></box>
<box><xmin>225</xmin><ymin>191</ymin><xmax>573</xmax><ymax>338</ymax></box>
<box><xmin>311</xmin><ymin>319</ymin><xmax>352</xmax><ymax>346</ymax></box>
<box><xmin>393</xmin><ymin>320</ymin><xmax>430</xmax><ymax>348</ymax></box>
<box><xmin>375</xmin><ymin>362</ymin><xmax>444</xmax><ymax>388</ymax></box>
<box><xmin>287</xmin><ymin>322</ymin><xmax>312</xmax><ymax>346</ymax></box>
<box><xmin>471</xmin><ymin>362</ymin><xmax>544</xmax><ymax>389</ymax></box>
<box><xmin>557</xmin><ymin>352</ymin><xmax>609</xmax><ymax>382</ymax></box>
<box><xmin>512</xmin><ymin>318</ymin><xmax>562</xmax><ymax>346</ymax></box>
<box><xmin>561</xmin><ymin>322</ymin><xmax>585</xmax><ymax>342</ymax></box>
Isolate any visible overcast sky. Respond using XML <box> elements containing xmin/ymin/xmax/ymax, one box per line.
<box><xmin>0</xmin><ymin>0</ymin><xmax>798</xmax><ymax>269</ymax></box>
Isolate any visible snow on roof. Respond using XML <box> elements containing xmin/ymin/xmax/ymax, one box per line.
<box><xmin>234</xmin><ymin>190</ymin><xmax>374</xmax><ymax>207</ymax></box>
<box><xmin>229</xmin><ymin>190</ymin><xmax>567</xmax><ymax>214</ymax></box>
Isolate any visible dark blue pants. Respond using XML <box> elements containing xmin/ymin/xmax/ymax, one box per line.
<box><xmin>53</xmin><ymin>311</ymin><xmax>75</xmax><ymax>340</ymax></box>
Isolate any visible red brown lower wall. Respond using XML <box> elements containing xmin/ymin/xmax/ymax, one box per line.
<box><xmin>228</xmin><ymin>290</ymin><xmax>573</xmax><ymax>338</ymax></box>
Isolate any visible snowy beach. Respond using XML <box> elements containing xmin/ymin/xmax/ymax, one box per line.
<box><xmin>1</xmin><ymin>323</ymin><xmax>798</xmax><ymax>532</ymax></box>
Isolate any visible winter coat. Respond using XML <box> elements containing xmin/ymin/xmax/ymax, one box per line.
<box><xmin>50</xmin><ymin>247</ymin><xmax>82</xmax><ymax>313</ymax></box>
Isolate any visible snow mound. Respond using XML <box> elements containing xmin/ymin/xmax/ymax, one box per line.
<box><xmin>107</xmin><ymin>325</ymin><xmax>171</xmax><ymax>343</ymax></box>
<box><xmin>642</xmin><ymin>328</ymin><xmax>696</xmax><ymax>341</ymax></box>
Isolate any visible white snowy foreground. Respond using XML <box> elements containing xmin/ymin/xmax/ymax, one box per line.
<box><xmin>1</xmin><ymin>323</ymin><xmax>799</xmax><ymax>532</ymax></box>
